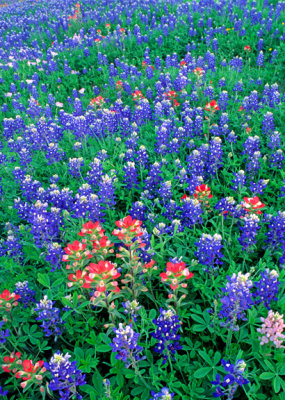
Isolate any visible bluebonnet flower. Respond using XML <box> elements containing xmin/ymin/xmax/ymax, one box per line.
<box><xmin>123</xmin><ymin>161</ymin><xmax>139</xmax><ymax>190</ymax></box>
<box><xmin>265</xmin><ymin>211</ymin><xmax>285</xmax><ymax>251</ymax></box>
<box><xmin>86</xmin><ymin>157</ymin><xmax>103</xmax><ymax>188</ymax></box>
<box><xmin>34</xmin><ymin>296</ymin><xmax>65</xmax><ymax>339</ymax></box>
<box><xmin>269</xmin><ymin>149</ymin><xmax>284</xmax><ymax>169</ymax></box>
<box><xmin>45</xmin><ymin>242</ymin><xmax>64</xmax><ymax>272</ymax></box>
<box><xmin>129</xmin><ymin>201</ymin><xmax>147</xmax><ymax>221</ymax></box>
<box><xmin>195</xmin><ymin>231</ymin><xmax>223</xmax><ymax>269</ymax></box>
<box><xmin>207</xmin><ymin>137</ymin><xmax>223</xmax><ymax>177</ymax></box>
<box><xmin>45</xmin><ymin>143</ymin><xmax>65</xmax><ymax>164</ymax></box>
<box><xmin>0</xmin><ymin>386</ymin><xmax>8</xmax><ymax>396</ymax></box>
<box><xmin>246</xmin><ymin>151</ymin><xmax>261</xmax><ymax>177</ymax></box>
<box><xmin>268</xmin><ymin>131</ymin><xmax>280</xmax><ymax>149</ymax></box>
<box><xmin>262</xmin><ymin>112</ymin><xmax>274</xmax><ymax>134</ymax></box>
<box><xmin>152</xmin><ymin>309</ymin><xmax>182</xmax><ymax>364</ymax></box>
<box><xmin>68</xmin><ymin>158</ymin><xmax>84</xmax><ymax>178</ymax></box>
<box><xmin>219</xmin><ymin>272</ymin><xmax>254</xmax><ymax>330</ymax></box>
<box><xmin>256</xmin><ymin>51</ymin><xmax>264</xmax><ymax>66</ymax></box>
<box><xmin>0</xmin><ymin>321</ymin><xmax>10</xmax><ymax>344</ymax></box>
<box><xmin>150</xmin><ymin>387</ymin><xmax>174</xmax><ymax>400</ymax></box>
<box><xmin>211</xmin><ymin>359</ymin><xmax>249</xmax><ymax>399</ymax></box>
<box><xmin>98</xmin><ymin>173</ymin><xmax>117</xmax><ymax>207</ymax></box>
<box><xmin>110</xmin><ymin>324</ymin><xmax>144</xmax><ymax>368</ymax></box>
<box><xmin>0</xmin><ymin>223</ymin><xmax>24</xmax><ymax>262</ymax></box>
<box><xmin>253</xmin><ymin>269</ymin><xmax>279</xmax><ymax>309</ymax></box>
<box><xmin>122</xmin><ymin>300</ymin><xmax>142</xmax><ymax>322</ymax></box>
<box><xmin>231</xmin><ymin>171</ymin><xmax>246</xmax><ymax>191</ymax></box>
<box><xmin>144</xmin><ymin>162</ymin><xmax>163</xmax><ymax>197</ymax></box>
<box><xmin>180</xmin><ymin>198</ymin><xmax>203</xmax><ymax>228</ymax></box>
<box><xmin>215</xmin><ymin>197</ymin><xmax>239</xmax><ymax>219</ymax></box>
<box><xmin>45</xmin><ymin>352</ymin><xmax>86</xmax><ymax>400</ymax></box>
<box><xmin>242</xmin><ymin>136</ymin><xmax>260</xmax><ymax>156</ymax></box>
<box><xmin>15</xmin><ymin>281</ymin><xmax>35</xmax><ymax>307</ymax></box>
<box><xmin>158</xmin><ymin>181</ymin><xmax>172</xmax><ymax>200</ymax></box>
<box><xmin>238</xmin><ymin>215</ymin><xmax>260</xmax><ymax>251</ymax></box>
<box><xmin>249</xmin><ymin>179</ymin><xmax>269</xmax><ymax>195</ymax></box>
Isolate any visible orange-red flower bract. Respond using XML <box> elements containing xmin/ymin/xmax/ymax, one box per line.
<box><xmin>204</xmin><ymin>100</ymin><xmax>219</xmax><ymax>112</ymax></box>
<box><xmin>160</xmin><ymin>262</ymin><xmax>194</xmax><ymax>290</ymax></box>
<box><xmin>193</xmin><ymin>67</ymin><xmax>204</xmax><ymax>76</ymax></box>
<box><xmin>0</xmin><ymin>289</ymin><xmax>20</xmax><ymax>310</ymax></box>
<box><xmin>90</xmin><ymin>96</ymin><xmax>105</xmax><ymax>107</ymax></box>
<box><xmin>83</xmin><ymin>260</ymin><xmax>121</xmax><ymax>295</ymax></box>
<box><xmin>241</xmin><ymin>197</ymin><xmax>265</xmax><ymax>215</ymax></box>
<box><xmin>194</xmin><ymin>184</ymin><xmax>213</xmax><ymax>200</ymax></box>
<box><xmin>113</xmin><ymin>216</ymin><xmax>143</xmax><ymax>243</ymax></box>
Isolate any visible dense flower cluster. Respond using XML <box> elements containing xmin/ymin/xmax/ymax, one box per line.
<box><xmin>219</xmin><ymin>273</ymin><xmax>253</xmax><ymax>331</ymax></box>
<box><xmin>195</xmin><ymin>233</ymin><xmax>223</xmax><ymax>272</ymax></box>
<box><xmin>211</xmin><ymin>359</ymin><xmax>249</xmax><ymax>398</ymax></box>
<box><xmin>45</xmin><ymin>352</ymin><xmax>86</xmax><ymax>400</ymax></box>
<box><xmin>253</xmin><ymin>269</ymin><xmax>279</xmax><ymax>309</ymax></box>
<box><xmin>257</xmin><ymin>310</ymin><xmax>285</xmax><ymax>348</ymax></box>
<box><xmin>34</xmin><ymin>296</ymin><xmax>65</xmax><ymax>338</ymax></box>
<box><xmin>110</xmin><ymin>324</ymin><xmax>144</xmax><ymax>368</ymax></box>
<box><xmin>14</xmin><ymin>281</ymin><xmax>35</xmax><ymax>308</ymax></box>
<box><xmin>152</xmin><ymin>309</ymin><xmax>182</xmax><ymax>364</ymax></box>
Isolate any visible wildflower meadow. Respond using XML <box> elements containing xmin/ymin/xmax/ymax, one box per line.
<box><xmin>0</xmin><ymin>0</ymin><xmax>285</xmax><ymax>399</ymax></box>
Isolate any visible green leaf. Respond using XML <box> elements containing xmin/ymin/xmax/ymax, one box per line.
<box><xmin>194</xmin><ymin>367</ymin><xmax>212</xmax><ymax>379</ymax></box>
<box><xmin>273</xmin><ymin>376</ymin><xmax>281</xmax><ymax>393</ymax></box>
<box><xmin>192</xmin><ymin>324</ymin><xmax>206</xmax><ymax>332</ymax></box>
<box><xmin>149</xmin><ymin>309</ymin><xmax>156</xmax><ymax>320</ymax></box>
<box><xmin>96</xmin><ymin>344</ymin><xmax>111</xmax><ymax>352</ymax></box>
<box><xmin>131</xmin><ymin>386</ymin><xmax>145</xmax><ymax>396</ymax></box>
<box><xmin>198</xmin><ymin>350</ymin><xmax>212</xmax><ymax>365</ymax></box>
<box><xmin>260</xmin><ymin>372</ymin><xmax>275</xmax><ymax>380</ymax></box>
<box><xmin>37</xmin><ymin>273</ymin><xmax>50</xmax><ymax>288</ymax></box>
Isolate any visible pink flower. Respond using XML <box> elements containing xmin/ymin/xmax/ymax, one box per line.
<box><xmin>55</xmin><ymin>102</ymin><xmax>63</xmax><ymax>107</ymax></box>
<box><xmin>257</xmin><ymin>310</ymin><xmax>285</xmax><ymax>348</ymax></box>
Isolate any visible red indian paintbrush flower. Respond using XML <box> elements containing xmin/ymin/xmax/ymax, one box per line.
<box><xmin>204</xmin><ymin>100</ymin><xmax>219</xmax><ymax>112</ymax></box>
<box><xmin>131</xmin><ymin>90</ymin><xmax>144</xmax><ymax>101</ymax></box>
<box><xmin>244</xmin><ymin>45</ymin><xmax>251</xmax><ymax>52</ymax></box>
<box><xmin>15</xmin><ymin>359</ymin><xmax>46</xmax><ymax>389</ymax></box>
<box><xmin>193</xmin><ymin>67</ymin><xmax>204</xmax><ymax>77</ymax></box>
<box><xmin>194</xmin><ymin>184</ymin><xmax>213</xmax><ymax>201</ymax></box>
<box><xmin>90</xmin><ymin>96</ymin><xmax>105</xmax><ymax>107</ymax></box>
<box><xmin>0</xmin><ymin>290</ymin><xmax>20</xmax><ymax>311</ymax></box>
<box><xmin>113</xmin><ymin>216</ymin><xmax>143</xmax><ymax>238</ymax></box>
<box><xmin>2</xmin><ymin>352</ymin><xmax>21</xmax><ymax>373</ymax></box>
<box><xmin>63</xmin><ymin>241</ymin><xmax>91</xmax><ymax>261</ymax></box>
<box><xmin>83</xmin><ymin>260</ymin><xmax>121</xmax><ymax>298</ymax></box>
<box><xmin>241</xmin><ymin>196</ymin><xmax>265</xmax><ymax>215</ymax></box>
<box><xmin>116</xmin><ymin>80</ymin><xmax>123</xmax><ymax>90</ymax></box>
<box><xmin>160</xmin><ymin>261</ymin><xmax>194</xmax><ymax>290</ymax></box>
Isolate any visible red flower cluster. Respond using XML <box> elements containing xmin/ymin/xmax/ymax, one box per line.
<box><xmin>68</xmin><ymin>2</ymin><xmax>81</xmax><ymax>20</ymax></box>
<box><xmin>164</xmin><ymin>90</ymin><xmax>180</xmax><ymax>107</ymax></box>
<box><xmin>0</xmin><ymin>290</ymin><xmax>20</xmax><ymax>311</ymax></box>
<box><xmin>142</xmin><ymin>61</ymin><xmax>154</xmax><ymax>69</ymax></box>
<box><xmin>116</xmin><ymin>80</ymin><xmax>123</xmax><ymax>90</ymax></box>
<box><xmin>193</xmin><ymin>184</ymin><xmax>213</xmax><ymax>202</ymax></box>
<box><xmin>193</xmin><ymin>67</ymin><xmax>204</xmax><ymax>77</ymax></box>
<box><xmin>90</xmin><ymin>96</ymin><xmax>105</xmax><ymax>107</ymax></box>
<box><xmin>63</xmin><ymin>240</ymin><xmax>92</xmax><ymax>267</ymax></box>
<box><xmin>204</xmin><ymin>100</ymin><xmax>219</xmax><ymax>112</ymax></box>
<box><xmin>131</xmin><ymin>90</ymin><xmax>144</xmax><ymax>101</ymax></box>
<box><xmin>2</xmin><ymin>353</ymin><xmax>46</xmax><ymax>390</ymax></box>
<box><xmin>244</xmin><ymin>45</ymin><xmax>251</xmax><ymax>52</ymax></box>
<box><xmin>241</xmin><ymin>197</ymin><xmax>265</xmax><ymax>215</ymax></box>
<box><xmin>83</xmin><ymin>260</ymin><xmax>121</xmax><ymax>299</ymax></box>
<box><xmin>112</xmin><ymin>215</ymin><xmax>144</xmax><ymax>247</ymax></box>
<box><xmin>160</xmin><ymin>261</ymin><xmax>194</xmax><ymax>290</ymax></box>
